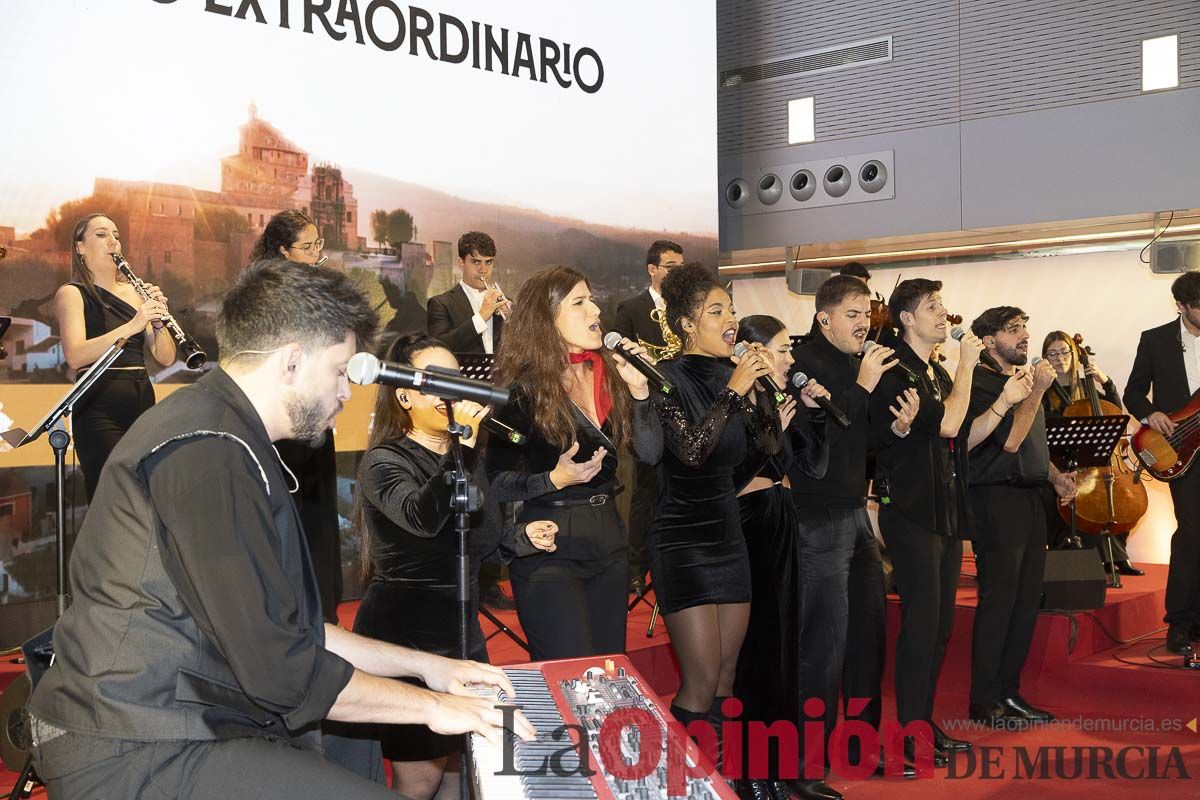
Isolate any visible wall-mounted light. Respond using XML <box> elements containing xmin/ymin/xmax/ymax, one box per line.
<box><xmin>1142</xmin><ymin>35</ymin><xmax>1179</xmax><ymax>92</ymax></box>
<box><xmin>788</xmin><ymin>97</ymin><xmax>815</xmax><ymax>144</ymax></box>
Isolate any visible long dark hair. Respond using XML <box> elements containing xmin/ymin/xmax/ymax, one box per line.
<box><xmin>249</xmin><ymin>209</ymin><xmax>314</xmax><ymax>261</ymax></box>
<box><xmin>493</xmin><ymin>266</ymin><xmax>632</xmax><ymax>450</ymax></box>
<box><xmin>70</xmin><ymin>213</ymin><xmax>114</xmax><ymax>300</ymax></box>
<box><xmin>353</xmin><ymin>332</ymin><xmax>446</xmax><ymax>584</ymax></box>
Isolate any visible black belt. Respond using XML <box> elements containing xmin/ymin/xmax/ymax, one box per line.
<box><xmin>528</xmin><ymin>484</ymin><xmax>624</xmax><ymax>508</ymax></box>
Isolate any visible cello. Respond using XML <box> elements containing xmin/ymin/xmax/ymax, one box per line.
<box><xmin>1058</xmin><ymin>334</ymin><xmax>1148</xmax><ymax>555</ymax></box>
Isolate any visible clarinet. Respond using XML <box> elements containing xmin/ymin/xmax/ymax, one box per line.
<box><xmin>111</xmin><ymin>254</ymin><xmax>207</xmax><ymax>370</ymax></box>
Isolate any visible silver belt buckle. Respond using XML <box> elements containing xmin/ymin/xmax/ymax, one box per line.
<box><xmin>588</xmin><ymin>494</ymin><xmax>608</xmax><ymax>507</ymax></box>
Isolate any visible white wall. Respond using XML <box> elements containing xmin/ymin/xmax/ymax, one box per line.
<box><xmin>732</xmin><ymin>249</ymin><xmax>1188</xmax><ymax>565</ymax></box>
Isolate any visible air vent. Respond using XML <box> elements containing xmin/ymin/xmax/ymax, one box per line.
<box><xmin>721</xmin><ymin>36</ymin><xmax>892</xmax><ymax>89</ymax></box>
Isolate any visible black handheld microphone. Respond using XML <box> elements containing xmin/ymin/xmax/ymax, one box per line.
<box><xmin>733</xmin><ymin>342</ymin><xmax>787</xmax><ymax>404</ymax></box>
<box><xmin>348</xmin><ymin>352</ymin><xmax>510</xmax><ymax>407</ymax></box>
<box><xmin>951</xmin><ymin>326</ymin><xmax>1004</xmax><ymax>373</ymax></box>
<box><xmin>602</xmin><ymin>331</ymin><xmax>674</xmax><ymax>395</ymax></box>
<box><xmin>792</xmin><ymin>371</ymin><xmax>852</xmax><ymax>428</ymax></box>
<box><xmin>424</xmin><ymin>365</ymin><xmax>526</xmax><ymax>445</ymax></box>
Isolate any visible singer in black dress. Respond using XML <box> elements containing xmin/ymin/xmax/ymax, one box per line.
<box><xmin>352</xmin><ymin>334</ymin><xmax>557</xmax><ymax>800</ymax></box>
<box><xmin>647</xmin><ymin>264</ymin><xmax>782</xmax><ymax>764</ymax></box>
<box><xmin>731</xmin><ymin>316</ymin><xmax>831</xmax><ymax>796</ymax></box>
<box><xmin>54</xmin><ymin>213</ymin><xmax>176</xmax><ymax>500</ymax></box>
<box><xmin>488</xmin><ymin>267</ymin><xmax>661</xmax><ymax>662</ymax></box>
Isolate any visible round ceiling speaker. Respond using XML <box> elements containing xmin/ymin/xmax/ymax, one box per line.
<box><xmin>858</xmin><ymin>160</ymin><xmax>888</xmax><ymax>193</ymax></box>
<box><xmin>757</xmin><ymin>174</ymin><xmax>783</xmax><ymax>205</ymax></box>
<box><xmin>789</xmin><ymin>169</ymin><xmax>816</xmax><ymax>201</ymax></box>
<box><xmin>725</xmin><ymin>178</ymin><xmax>749</xmax><ymax>209</ymax></box>
<box><xmin>823</xmin><ymin>165</ymin><xmax>851</xmax><ymax>198</ymax></box>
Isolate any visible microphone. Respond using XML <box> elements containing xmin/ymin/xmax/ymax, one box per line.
<box><xmin>791</xmin><ymin>371</ymin><xmax>851</xmax><ymax>429</ymax></box>
<box><xmin>732</xmin><ymin>342</ymin><xmax>787</xmax><ymax>404</ymax></box>
<box><xmin>863</xmin><ymin>340</ymin><xmax>919</xmax><ymax>380</ymax></box>
<box><xmin>425</xmin><ymin>365</ymin><xmax>526</xmax><ymax>445</ymax></box>
<box><xmin>602</xmin><ymin>331</ymin><xmax>674</xmax><ymax>395</ymax></box>
<box><xmin>347</xmin><ymin>352</ymin><xmax>510</xmax><ymax>407</ymax></box>
<box><xmin>951</xmin><ymin>326</ymin><xmax>1004</xmax><ymax>373</ymax></box>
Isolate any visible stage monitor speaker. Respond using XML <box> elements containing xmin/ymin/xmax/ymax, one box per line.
<box><xmin>1041</xmin><ymin>549</ymin><xmax>1107</xmax><ymax>611</ymax></box>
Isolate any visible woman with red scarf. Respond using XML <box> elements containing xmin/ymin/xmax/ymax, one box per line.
<box><xmin>488</xmin><ymin>266</ymin><xmax>662</xmax><ymax>660</ymax></box>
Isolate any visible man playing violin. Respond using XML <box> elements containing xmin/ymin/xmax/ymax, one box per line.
<box><xmin>1124</xmin><ymin>271</ymin><xmax>1200</xmax><ymax>655</ymax></box>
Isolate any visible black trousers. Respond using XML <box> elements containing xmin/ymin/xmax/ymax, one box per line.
<box><xmin>968</xmin><ymin>485</ymin><xmax>1048</xmax><ymax>706</ymax></box>
<box><xmin>276</xmin><ymin>434</ymin><xmax>342</xmax><ymax>623</ymax></box>
<box><xmin>878</xmin><ymin>510</ymin><xmax>962</xmax><ymax>725</ymax></box>
<box><xmin>72</xmin><ymin>371</ymin><xmax>155</xmax><ymax>502</ymax></box>
<box><xmin>790</xmin><ymin>506</ymin><xmax>885</xmax><ymax>755</ymax></box>
<box><xmin>1165</xmin><ymin>467</ymin><xmax>1200</xmax><ymax>626</ymax></box>
<box><xmin>31</xmin><ymin>729</ymin><xmax>395</xmax><ymax>800</ymax></box>
<box><xmin>511</xmin><ymin>559</ymin><xmax>628</xmax><ymax>660</ymax></box>
<box><xmin>627</xmin><ymin>459</ymin><xmax>658</xmax><ymax>579</ymax></box>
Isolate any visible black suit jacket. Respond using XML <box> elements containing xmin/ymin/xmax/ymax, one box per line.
<box><xmin>426</xmin><ymin>284</ymin><xmax>503</xmax><ymax>354</ymax></box>
<box><xmin>611</xmin><ymin>289</ymin><xmax>664</xmax><ymax>347</ymax></box>
<box><xmin>1123</xmin><ymin>318</ymin><xmax>1195</xmax><ymax>420</ymax></box>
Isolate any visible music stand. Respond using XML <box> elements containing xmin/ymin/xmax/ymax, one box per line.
<box><xmin>2</xmin><ymin>340</ymin><xmax>126</xmax><ymax>800</ymax></box>
<box><xmin>1045</xmin><ymin>414</ymin><xmax>1130</xmax><ymax>588</ymax></box>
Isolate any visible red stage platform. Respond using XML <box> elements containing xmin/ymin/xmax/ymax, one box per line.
<box><xmin>5</xmin><ymin>563</ymin><xmax>1199</xmax><ymax>798</ymax></box>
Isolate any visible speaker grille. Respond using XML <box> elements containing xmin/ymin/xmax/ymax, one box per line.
<box><xmin>720</xmin><ymin>37</ymin><xmax>892</xmax><ymax>89</ymax></box>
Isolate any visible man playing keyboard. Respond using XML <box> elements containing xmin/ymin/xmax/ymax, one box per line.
<box><xmin>27</xmin><ymin>261</ymin><xmax>534</xmax><ymax>799</ymax></box>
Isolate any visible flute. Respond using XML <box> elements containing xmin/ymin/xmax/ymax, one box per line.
<box><xmin>111</xmin><ymin>254</ymin><xmax>207</xmax><ymax>370</ymax></box>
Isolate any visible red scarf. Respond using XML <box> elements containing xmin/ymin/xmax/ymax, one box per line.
<box><xmin>569</xmin><ymin>350</ymin><xmax>612</xmax><ymax>426</ymax></box>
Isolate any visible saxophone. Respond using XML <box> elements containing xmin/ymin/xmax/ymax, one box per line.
<box><xmin>638</xmin><ymin>306</ymin><xmax>682</xmax><ymax>364</ymax></box>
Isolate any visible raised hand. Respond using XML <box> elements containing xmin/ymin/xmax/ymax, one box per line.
<box><xmin>480</xmin><ymin>287</ymin><xmax>507</xmax><ymax>321</ymax></box>
<box><xmin>856</xmin><ymin>343</ymin><xmax>897</xmax><ymax>393</ymax></box>
<box><xmin>548</xmin><ymin>441</ymin><xmax>607</xmax><ymax>489</ymax></box>
<box><xmin>728</xmin><ymin>343</ymin><xmax>774</xmax><ymax>396</ymax></box>
<box><xmin>778</xmin><ymin>394</ymin><xmax>798</xmax><ymax>429</ymax></box>
<box><xmin>889</xmin><ymin>387</ymin><xmax>920</xmax><ymax>434</ymax></box>
<box><xmin>798</xmin><ymin>378</ymin><xmax>831</xmax><ymax>409</ymax></box>
<box><xmin>454</xmin><ymin>400</ymin><xmax>491</xmax><ymax>448</ymax></box>
<box><xmin>956</xmin><ymin>330</ymin><xmax>985</xmax><ymax>368</ymax></box>
<box><xmin>1002</xmin><ymin>370</ymin><xmax>1035</xmax><ymax>406</ymax></box>
<box><xmin>609</xmin><ymin>336</ymin><xmax>650</xmax><ymax>399</ymax></box>
<box><xmin>1030</xmin><ymin>359</ymin><xmax>1056</xmax><ymax>392</ymax></box>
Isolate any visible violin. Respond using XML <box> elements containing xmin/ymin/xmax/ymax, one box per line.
<box><xmin>1059</xmin><ymin>333</ymin><xmax>1147</xmax><ymax>535</ymax></box>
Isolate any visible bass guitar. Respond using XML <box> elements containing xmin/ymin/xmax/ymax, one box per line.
<box><xmin>1131</xmin><ymin>392</ymin><xmax>1200</xmax><ymax>480</ymax></box>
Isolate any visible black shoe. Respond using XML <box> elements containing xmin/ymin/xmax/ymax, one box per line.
<box><xmin>767</xmin><ymin>779</ymin><xmax>796</xmax><ymax>800</ymax></box>
<box><xmin>872</xmin><ymin>750</ymin><xmax>918</xmax><ymax>779</ymax></box>
<box><xmin>1114</xmin><ymin>561</ymin><xmax>1145</xmax><ymax>576</ymax></box>
<box><xmin>788</xmin><ymin>779</ymin><xmax>842</xmax><ymax>800</ymax></box>
<box><xmin>737</xmin><ymin>780</ymin><xmax>774</xmax><ymax>800</ymax></box>
<box><xmin>902</xmin><ymin>739</ymin><xmax>948</xmax><ymax>769</ymax></box>
<box><xmin>1002</xmin><ymin>695</ymin><xmax>1054</xmax><ymax>723</ymax></box>
<box><xmin>931</xmin><ymin>722</ymin><xmax>972</xmax><ymax>751</ymax></box>
<box><xmin>1166</xmin><ymin>623</ymin><xmax>1195</xmax><ymax>655</ymax></box>
<box><xmin>480</xmin><ymin>584</ymin><xmax>516</xmax><ymax>610</ymax></box>
<box><xmin>968</xmin><ymin>701</ymin><xmax>1026</xmax><ymax>728</ymax></box>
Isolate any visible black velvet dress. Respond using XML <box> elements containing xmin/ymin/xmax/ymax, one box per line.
<box><xmin>353</xmin><ymin>437</ymin><xmax>537</xmax><ymax>760</ymax></box>
<box><xmin>648</xmin><ymin>355</ymin><xmax>783</xmax><ymax>614</ymax></box>
<box><xmin>733</xmin><ymin>409</ymin><xmax>828</xmax><ymax>776</ymax></box>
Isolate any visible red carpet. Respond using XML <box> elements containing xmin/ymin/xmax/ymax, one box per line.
<box><xmin>5</xmin><ymin>567</ymin><xmax>1199</xmax><ymax>798</ymax></box>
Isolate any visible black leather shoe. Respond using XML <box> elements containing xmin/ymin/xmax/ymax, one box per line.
<box><xmin>969</xmin><ymin>701</ymin><xmax>1026</xmax><ymax>728</ymax></box>
<box><xmin>737</xmin><ymin>780</ymin><xmax>773</xmax><ymax>800</ymax></box>
<box><xmin>931</xmin><ymin>722</ymin><xmax>972</xmax><ymax>751</ymax></box>
<box><xmin>1166</xmin><ymin>624</ymin><xmax>1195</xmax><ymax>655</ymax></box>
<box><xmin>873</xmin><ymin>751</ymin><xmax>918</xmax><ymax>779</ymax></box>
<box><xmin>902</xmin><ymin>739</ymin><xmax>949</xmax><ymax>769</ymax></box>
<box><xmin>788</xmin><ymin>779</ymin><xmax>842</xmax><ymax>800</ymax></box>
<box><xmin>1114</xmin><ymin>561</ymin><xmax>1145</xmax><ymax>576</ymax></box>
<box><xmin>1002</xmin><ymin>695</ymin><xmax>1053</xmax><ymax>723</ymax></box>
<box><xmin>767</xmin><ymin>780</ymin><xmax>795</xmax><ymax>800</ymax></box>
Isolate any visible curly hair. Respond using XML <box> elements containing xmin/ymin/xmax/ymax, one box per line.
<box><xmin>248</xmin><ymin>209</ymin><xmax>314</xmax><ymax>262</ymax></box>
<box><xmin>660</xmin><ymin>262</ymin><xmax>722</xmax><ymax>346</ymax></box>
<box><xmin>492</xmin><ymin>266</ymin><xmax>632</xmax><ymax>450</ymax></box>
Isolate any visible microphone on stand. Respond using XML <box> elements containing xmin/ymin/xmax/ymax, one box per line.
<box><xmin>602</xmin><ymin>331</ymin><xmax>674</xmax><ymax>394</ymax></box>
<box><xmin>348</xmin><ymin>352</ymin><xmax>510</xmax><ymax>407</ymax></box>
<box><xmin>732</xmin><ymin>342</ymin><xmax>787</xmax><ymax>403</ymax></box>
<box><xmin>951</xmin><ymin>326</ymin><xmax>1004</xmax><ymax>373</ymax></box>
<box><xmin>424</xmin><ymin>365</ymin><xmax>526</xmax><ymax>445</ymax></box>
<box><xmin>792</xmin><ymin>371</ymin><xmax>852</xmax><ymax>428</ymax></box>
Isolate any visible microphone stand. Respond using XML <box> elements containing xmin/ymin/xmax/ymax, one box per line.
<box><xmin>443</xmin><ymin>400</ymin><xmax>480</xmax><ymax>800</ymax></box>
<box><xmin>2</xmin><ymin>339</ymin><xmax>127</xmax><ymax>800</ymax></box>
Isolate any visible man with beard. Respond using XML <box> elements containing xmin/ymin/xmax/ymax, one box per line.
<box><xmin>790</xmin><ymin>275</ymin><xmax>920</xmax><ymax>793</ymax></box>
<box><xmin>27</xmin><ymin>261</ymin><xmax>532</xmax><ymax>798</ymax></box>
<box><xmin>964</xmin><ymin>307</ymin><xmax>1072</xmax><ymax>726</ymax></box>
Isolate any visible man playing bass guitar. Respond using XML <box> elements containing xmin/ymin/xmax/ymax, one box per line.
<box><xmin>1123</xmin><ymin>271</ymin><xmax>1200</xmax><ymax>655</ymax></box>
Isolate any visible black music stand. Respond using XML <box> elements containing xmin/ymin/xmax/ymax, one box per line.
<box><xmin>2</xmin><ymin>340</ymin><xmax>127</xmax><ymax>800</ymax></box>
<box><xmin>1045</xmin><ymin>414</ymin><xmax>1130</xmax><ymax>588</ymax></box>
<box><xmin>451</xmin><ymin>353</ymin><xmax>531</xmax><ymax>654</ymax></box>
